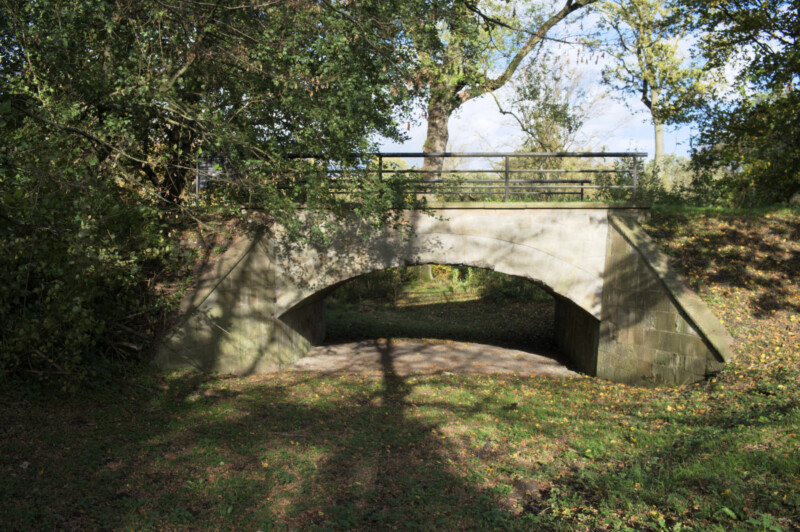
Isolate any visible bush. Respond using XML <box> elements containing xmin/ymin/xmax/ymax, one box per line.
<box><xmin>463</xmin><ymin>268</ymin><xmax>552</xmax><ymax>302</ymax></box>
<box><xmin>0</xmin><ymin>169</ymin><xmax>187</xmax><ymax>390</ymax></box>
<box><xmin>330</xmin><ymin>267</ymin><xmax>417</xmax><ymax>304</ymax></box>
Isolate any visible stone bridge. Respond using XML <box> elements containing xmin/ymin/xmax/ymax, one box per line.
<box><xmin>156</xmin><ymin>203</ymin><xmax>733</xmax><ymax>385</ymax></box>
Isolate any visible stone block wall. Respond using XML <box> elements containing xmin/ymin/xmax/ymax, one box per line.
<box><xmin>554</xmin><ymin>295</ymin><xmax>600</xmax><ymax>375</ymax></box>
<box><xmin>596</xmin><ymin>216</ymin><xmax>728</xmax><ymax>385</ymax></box>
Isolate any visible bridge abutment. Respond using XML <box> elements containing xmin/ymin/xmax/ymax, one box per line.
<box><xmin>594</xmin><ymin>215</ymin><xmax>730</xmax><ymax>384</ymax></box>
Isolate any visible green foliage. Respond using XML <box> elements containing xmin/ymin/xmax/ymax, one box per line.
<box><xmin>497</xmin><ymin>51</ymin><xmax>596</xmax><ymax>157</ymax></box>
<box><xmin>0</xmin><ymin>0</ymin><xmax>428</xmax><ymax>220</ymax></box>
<box><xmin>330</xmin><ymin>267</ymin><xmax>418</xmax><ymax>304</ymax></box>
<box><xmin>596</xmin><ymin>0</ymin><xmax>709</xmax><ymax>117</ymax></box>
<box><xmin>332</xmin><ymin>265</ymin><xmax>551</xmax><ymax>306</ymax></box>
<box><xmin>687</xmin><ymin>90</ymin><xmax>800</xmax><ymax>206</ymax></box>
<box><xmin>0</xmin><ymin>0</ymin><xmax>438</xmax><ymax>389</ymax></box>
<box><xmin>591</xmin><ymin>154</ymin><xmax>744</xmax><ymax>205</ymax></box>
<box><xmin>461</xmin><ymin>267</ymin><xmax>552</xmax><ymax>302</ymax></box>
<box><xmin>0</xmin><ymin>163</ymin><xmax>183</xmax><ymax>388</ymax></box>
<box><xmin>595</xmin><ymin>0</ymin><xmax>713</xmax><ymax>172</ymax></box>
<box><xmin>593</xmin><ymin>157</ymin><xmax>667</xmax><ymax>202</ymax></box>
<box><xmin>669</xmin><ymin>0</ymin><xmax>800</xmax><ymax>204</ymax></box>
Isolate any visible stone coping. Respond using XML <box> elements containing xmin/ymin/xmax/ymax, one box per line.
<box><xmin>419</xmin><ymin>202</ymin><xmax>651</xmax><ymax>210</ymax></box>
<box><xmin>241</xmin><ymin>202</ymin><xmax>651</xmax><ymax>214</ymax></box>
<box><xmin>609</xmin><ymin>214</ymin><xmax>734</xmax><ymax>363</ymax></box>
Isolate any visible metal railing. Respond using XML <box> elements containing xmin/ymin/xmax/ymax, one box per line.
<box><xmin>195</xmin><ymin>151</ymin><xmax>647</xmax><ymax>205</ymax></box>
<box><xmin>370</xmin><ymin>152</ymin><xmax>646</xmax><ymax>202</ymax></box>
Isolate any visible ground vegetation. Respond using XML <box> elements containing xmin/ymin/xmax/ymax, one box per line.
<box><xmin>1</xmin><ymin>208</ymin><xmax>797</xmax><ymax>529</ymax></box>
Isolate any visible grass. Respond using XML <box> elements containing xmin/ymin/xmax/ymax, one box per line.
<box><xmin>1</xmin><ymin>209</ymin><xmax>799</xmax><ymax>530</ymax></box>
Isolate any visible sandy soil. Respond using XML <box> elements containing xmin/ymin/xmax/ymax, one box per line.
<box><xmin>292</xmin><ymin>338</ymin><xmax>579</xmax><ymax>378</ymax></box>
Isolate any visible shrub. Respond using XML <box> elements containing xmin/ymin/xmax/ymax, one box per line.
<box><xmin>0</xmin><ymin>169</ymin><xmax>185</xmax><ymax>390</ymax></box>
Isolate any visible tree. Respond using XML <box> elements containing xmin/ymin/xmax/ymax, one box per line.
<box><xmin>408</xmin><ymin>0</ymin><xmax>597</xmax><ymax>176</ymax></box>
<box><xmin>1</xmin><ymin>0</ymin><xmax>426</xmax><ymax>213</ymax></box>
<box><xmin>670</xmin><ymin>0</ymin><xmax>799</xmax><ymax>204</ymax></box>
<box><xmin>494</xmin><ymin>51</ymin><xmax>602</xmax><ymax>155</ymax></box>
<box><xmin>595</xmin><ymin>0</ymin><xmax>707</xmax><ymax>178</ymax></box>
<box><xmin>0</xmin><ymin>0</ymin><xmax>431</xmax><ymax>385</ymax></box>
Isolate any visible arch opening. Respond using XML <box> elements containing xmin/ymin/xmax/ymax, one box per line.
<box><xmin>283</xmin><ymin>264</ymin><xmax>599</xmax><ymax>377</ymax></box>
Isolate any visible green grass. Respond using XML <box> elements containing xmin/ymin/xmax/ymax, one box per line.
<box><xmin>651</xmin><ymin>203</ymin><xmax>800</xmax><ymax>217</ymax></box>
<box><xmin>1</xmin><ymin>210</ymin><xmax>799</xmax><ymax>530</ymax></box>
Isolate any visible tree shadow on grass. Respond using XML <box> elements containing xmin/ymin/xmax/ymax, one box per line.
<box><xmin>543</xmin><ymin>392</ymin><xmax>800</xmax><ymax>529</ymax></box>
<box><xmin>10</xmin><ymin>363</ymin><xmax>795</xmax><ymax>530</ymax></box>
<box><xmin>0</xmin><ymin>361</ymin><xmax>555</xmax><ymax>530</ymax></box>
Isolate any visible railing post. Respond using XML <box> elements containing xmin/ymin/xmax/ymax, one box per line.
<box><xmin>632</xmin><ymin>155</ymin><xmax>639</xmax><ymax>201</ymax></box>
<box><xmin>195</xmin><ymin>150</ymin><xmax>200</xmax><ymax>207</ymax></box>
<box><xmin>504</xmin><ymin>155</ymin><xmax>510</xmax><ymax>202</ymax></box>
<box><xmin>378</xmin><ymin>154</ymin><xmax>383</xmax><ymax>181</ymax></box>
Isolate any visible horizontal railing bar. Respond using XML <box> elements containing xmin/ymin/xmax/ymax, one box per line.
<box><xmin>378</xmin><ymin>152</ymin><xmax>648</xmax><ymax>158</ymax></box>
<box><xmin>383</xmin><ymin>169</ymin><xmax>620</xmax><ymax>174</ymax></box>
<box><xmin>317</xmin><ymin>177</ymin><xmax>595</xmax><ymax>184</ymax></box>
<box><xmin>292</xmin><ymin>185</ymin><xmax>636</xmax><ymax>191</ymax></box>
<box><xmin>413</xmin><ymin>180</ymin><xmax>593</xmax><ymax>185</ymax></box>
<box><xmin>299</xmin><ymin>180</ymin><xmax>597</xmax><ymax>186</ymax></box>
<box><xmin>417</xmin><ymin>185</ymin><xmax>635</xmax><ymax>190</ymax></box>
<box><xmin>273</xmin><ymin>180</ymin><xmax>626</xmax><ymax>187</ymax></box>
<box><xmin>452</xmin><ymin>180</ymin><xmax>593</xmax><ymax>184</ymax></box>
<box><xmin>369</xmin><ymin>169</ymin><xmax>619</xmax><ymax>175</ymax></box>
<box><xmin>288</xmin><ymin>152</ymin><xmax>647</xmax><ymax>159</ymax></box>
<box><xmin>322</xmin><ymin>169</ymin><xmax>621</xmax><ymax>175</ymax></box>
<box><xmin>200</xmin><ymin>150</ymin><xmax>646</xmax><ymax>203</ymax></box>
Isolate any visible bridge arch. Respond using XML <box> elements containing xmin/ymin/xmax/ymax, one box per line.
<box><xmin>275</xmin><ymin>228</ymin><xmax>604</xmax><ymax>321</ymax></box>
<box><xmin>157</xmin><ymin>204</ymin><xmax>733</xmax><ymax>385</ymax></box>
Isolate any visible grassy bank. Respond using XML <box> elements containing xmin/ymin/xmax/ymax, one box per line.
<box><xmin>1</xmin><ymin>209</ymin><xmax>798</xmax><ymax>530</ymax></box>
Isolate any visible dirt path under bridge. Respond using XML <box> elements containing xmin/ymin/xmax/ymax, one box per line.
<box><xmin>292</xmin><ymin>339</ymin><xmax>579</xmax><ymax>378</ymax></box>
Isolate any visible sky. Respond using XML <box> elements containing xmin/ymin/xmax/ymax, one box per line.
<box><xmin>378</xmin><ymin>89</ymin><xmax>694</xmax><ymax>160</ymax></box>
<box><xmin>377</xmin><ymin>8</ymin><xmax>696</xmax><ymax>165</ymax></box>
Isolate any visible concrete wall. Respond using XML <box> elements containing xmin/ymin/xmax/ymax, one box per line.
<box><xmin>155</xmin><ymin>235</ymin><xmax>322</xmax><ymax>375</ymax></box>
<box><xmin>279</xmin><ymin>296</ymin><xmax>327</xmax><ymax>347</ymax></box>
<box><xmin>554</xmin><ymin>296</ymin><xmax>600</xmax><ymax>375</ymax></box>
<box><xmin>272</xmin><ymin>205</ymin><xmax>614</xmax><ymax>319</ymax></box>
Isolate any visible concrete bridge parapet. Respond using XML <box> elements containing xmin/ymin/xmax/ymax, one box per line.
<box><xmin>156</xmin><ymin>203</ymin><xmax>733</xmax><ymax>385</ymax></box>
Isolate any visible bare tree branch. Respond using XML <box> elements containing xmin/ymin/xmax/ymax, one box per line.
<box><xmin>457</xmin><ymin>0</ymin><xmax>597</xmax><ymax>104</ymax></box>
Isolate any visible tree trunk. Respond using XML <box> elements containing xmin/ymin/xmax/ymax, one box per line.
<box><xmin>422</xmin><ymin>93</ymin><xmax>453</xmax><ymax>184</ymax></box>
<box><xmin>653</xmin><ymin>119</ymin><xmax>665</xmax><ymax>178</ymax></box>
<box><xmin>420</xmin><ymin>93</ymin><xmax>455</xmax><ymax>281</ymax></box>
<box><xmin>651</xmin><ymin>86</ymin><xmax>665</xmax><ymax>182</ymax></box>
